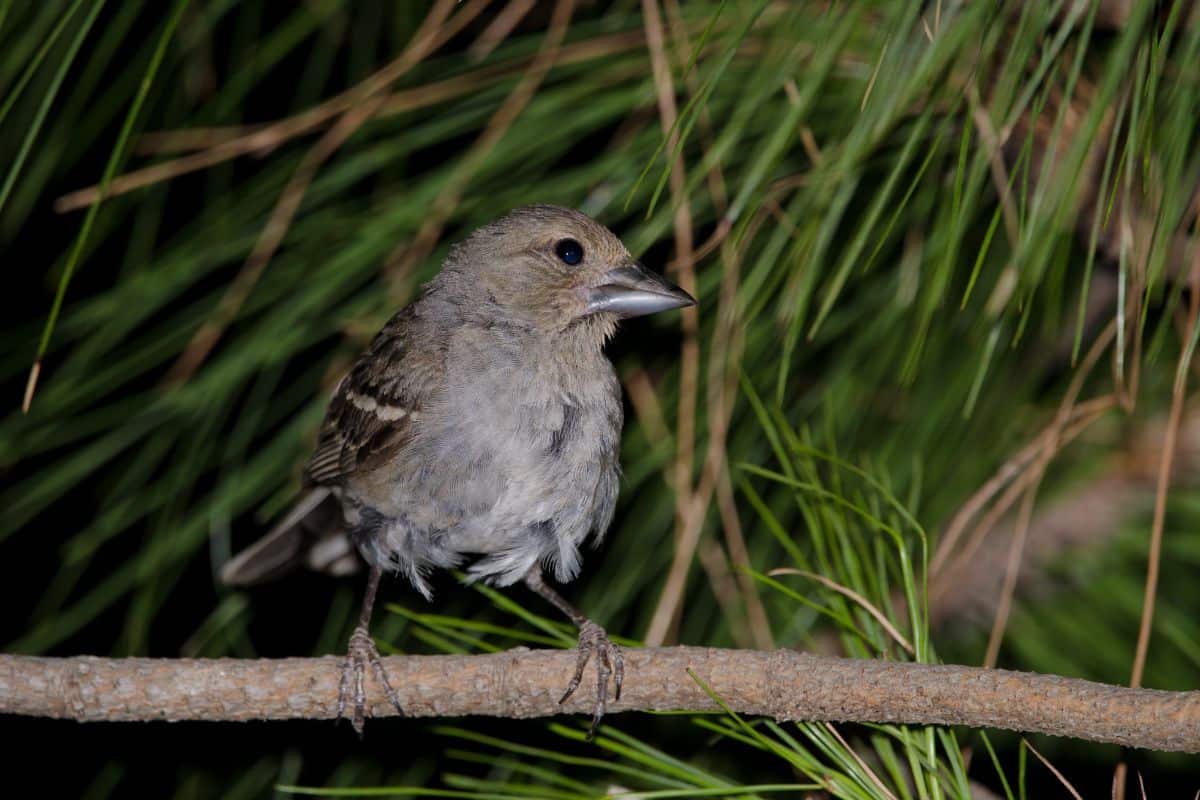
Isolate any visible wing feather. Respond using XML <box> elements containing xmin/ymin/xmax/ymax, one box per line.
<box><xmin>304</xmin><ymin>306</ymin><xmax>428</xmax><ymax>485</ymax></box>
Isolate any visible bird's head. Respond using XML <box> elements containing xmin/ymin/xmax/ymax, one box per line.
<box><xmin>440</xmin><ymin>205</ymin><xmax>695</xmax><ymax>341</ymax></box>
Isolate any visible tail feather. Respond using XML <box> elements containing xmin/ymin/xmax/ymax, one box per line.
<box><xmin>220</xmin><ymin>487</ymin><xmax>360</xmax><ymax>586</ymax></box>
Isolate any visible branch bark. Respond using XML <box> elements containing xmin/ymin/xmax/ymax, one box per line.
<box><xmin>2</xmin><ymin>648</ymin><xmax>1196</xmax><ymax>753</ymax></box>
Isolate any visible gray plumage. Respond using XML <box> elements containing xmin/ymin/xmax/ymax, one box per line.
<box><xmin>222</xmin><ymin>204</ymin><xmax>694</xmax><ymax>735</ymax></box>
<box><xmin>319</xmin><ymin>250</ymin><xmax>624</xmax><ymax>595</ymax></box>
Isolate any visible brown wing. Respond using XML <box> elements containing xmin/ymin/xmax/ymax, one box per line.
<box><xmin>304</xmin><ymin>307</ymin><xmax>425</xmax><ymax>485</ymax></box>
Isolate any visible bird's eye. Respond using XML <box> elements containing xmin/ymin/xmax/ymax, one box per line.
<box><xmin>554</xmin><ymin>238</ymin><xmax>584</xmax><ymax>266</ymax></box>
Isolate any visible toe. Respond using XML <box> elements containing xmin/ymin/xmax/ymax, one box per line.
<box><xmin>559</xmin><ymin>639</ymin><xmax>592</xmax><ymax>704</ymax></box>
<box><xmin>612</xmin><ymin>646</ymin><xmax>624</xmax><ymax>702</ymax></box>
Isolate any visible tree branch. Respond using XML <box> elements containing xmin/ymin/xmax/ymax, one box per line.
<box><xmin>2</xmin><ymin>648</ymin><xmax>1195</xmax><ymax>752</ymax></box>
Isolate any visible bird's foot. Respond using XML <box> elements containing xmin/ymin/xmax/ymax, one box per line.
<box><xmin>559</xmin><ymin>620</ymin><xmax>624</xmax><ymax>740</ymax></box>
<box><xmin>336</xmin><ymin>624</ymin><xmax>404</xmax><ymax>736</ymax></box>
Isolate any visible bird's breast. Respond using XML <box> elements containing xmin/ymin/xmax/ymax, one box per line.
<box><xmin>419</xmin><ymin>336</ymin><xmax>623</xmax><ymax>543</ymax></box>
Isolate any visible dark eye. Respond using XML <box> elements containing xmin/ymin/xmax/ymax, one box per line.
<box><xmin>554</xmin><ymin>238</ymin><xmax>583</xmax><ymax>266</ymax></box>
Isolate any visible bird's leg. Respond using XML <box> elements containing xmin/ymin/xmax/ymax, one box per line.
<box><xmin>336</xmin><ymin>566</ymin><xmax>404</xmax><ymax>735</ymax></box>
<box><xmin>523</xmin><ymin>567</ymin><xmax>624</xmax><ymax>739</ymax></box>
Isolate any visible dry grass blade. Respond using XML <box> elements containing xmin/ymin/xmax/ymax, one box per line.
<box><xmin>1129</xmin><ymin>287</ymin><xmax>1200</xmax><ymax>687</ymax></box>
<box><xmin>769</xmin><ymin>568</ymin><xmax>914</xmax><ymax>655</ymax></box>
<box><xmin>133</xmin><ymin>29</ymin><xmax>652</xmax><ymax>158</ymax></box>
<box><xmin>647</xmin><ymin>454</ymin><xmax>717</xmax><ymax>645</ymax></box>
<box><xmin>21</xmin><ymin>361</ymin><xmax>40</xmax><ymax>414</ymax></box>
<box><xmin>164</xmin><ymin>93</ymin><xmax>388</xmax><ymax>384</ymax></box>
<box><xmin>982</xmin><ymin>318</ymin><xmax>1120</xmax><ymax>667</ymax></box>
<box><xmin>718</xmin><ymin>461</ymin><xmax>774</xmax><ymax>649</ymax></box>
<box><xmin>704</xmin><ymin>219</ymin><xmax>771</xmax><ymax>648</ymax></box>
<box><xmin>982</xmin><ymin>476</ymin><xmax>1040</xmax><ymax>668</ymax></box>
<box><xmin>56</xmin><ymin>142</ymin><xmax>272</xmax><ymax>213</ymax></box>
<box><xmin>931</xmin><ymin>393</ymin><xmax>1117</xmax><ymax>579</ymax></box>
<box><xmin>929</xmin><ymin>395</ymin><xmax>1117</xmax><ymax>622</ymax></box>
<box><xmin>1023</xmin><ymin>739</ymin><xmax>1084</xmax><ymax>800</ymax></box>
<box><xmin>624</xmin><ymin>364</ymin><xmax>674</xmax><ymax>451</ymax></box>
<box><xmin>934</xmin><ymin>316</ymin><xmax>1120</xmax><ymax>583</ymax></box>
<box><xmin>162</xmin><ymin>0</ymin><xmax>481</xmax><ymax>383</ymax></box>
<box><xmin>55</xmin><ymin>0</ymin><xmax>491</xmax><ymax>213</ymax></box>
<box><xmin>824</xmin><ymin>722</ymin><xmax>900</xmax><ymax>800</ymax></box>
<box><xmin>968</xmin><ymin>81</ymin><xmax>1019</xmax><ymax>245</ymax></box>
<box><xmin>697</xmin><ymin>539</ymin><xmax>753</xmax><ymax>648</ymax></box>
<box><xmin>468</xmin><ymin>0</ymin><xmax>537</xmax><ymax>61</ymax></box>
<box><xmin>381</xmin><ymin>0</ymin><xmax>576</xmax><ymax>296</ymax></box>
<box><xmin>641</xmin><ymin>0</ymin><xmax>701</xmax><ymax>648</ymax></box>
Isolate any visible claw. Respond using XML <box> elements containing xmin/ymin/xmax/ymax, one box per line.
<box><xmin>558</xmin><ymin>620</ymin><xmax>623</xmax><ymax>740</ymax></box>
<box><xmin>613</xmin><ymin>645</ymin><xmax>624</xmax><ymax>702</ymax></box>
<box><xmin>336</xmin><ymin>624</ymin><xmax>404</xmax><ymax>736</ymax></box>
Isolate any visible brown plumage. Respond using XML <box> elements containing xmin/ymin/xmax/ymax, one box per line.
<box><xmin>222</xmin><ymin>204</ymin><xmax>695</xmax><ymax>736</ymax></box>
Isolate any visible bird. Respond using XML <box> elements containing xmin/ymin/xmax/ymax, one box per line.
<box><xmin>221</xmin><ymin>204</ymin><xmax>696</xmax><ymax>736</ymax></box>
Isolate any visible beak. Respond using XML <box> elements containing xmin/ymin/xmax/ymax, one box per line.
<box><xmin>584</xmin><ymin>262</ymin><xmax>696</xmax><ymax>319</ymax></box>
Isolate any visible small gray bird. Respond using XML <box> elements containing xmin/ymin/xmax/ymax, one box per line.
<box><xmin>221</xmin><ymin>204</ymin><xmax>695</xmax><ymax>735</ymax></box>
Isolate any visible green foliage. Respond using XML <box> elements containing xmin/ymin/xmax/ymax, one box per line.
<box><xmin>4</xmin><ymin>0</ymin><xmax>1199</xmax><ymax>796</ymax></box>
